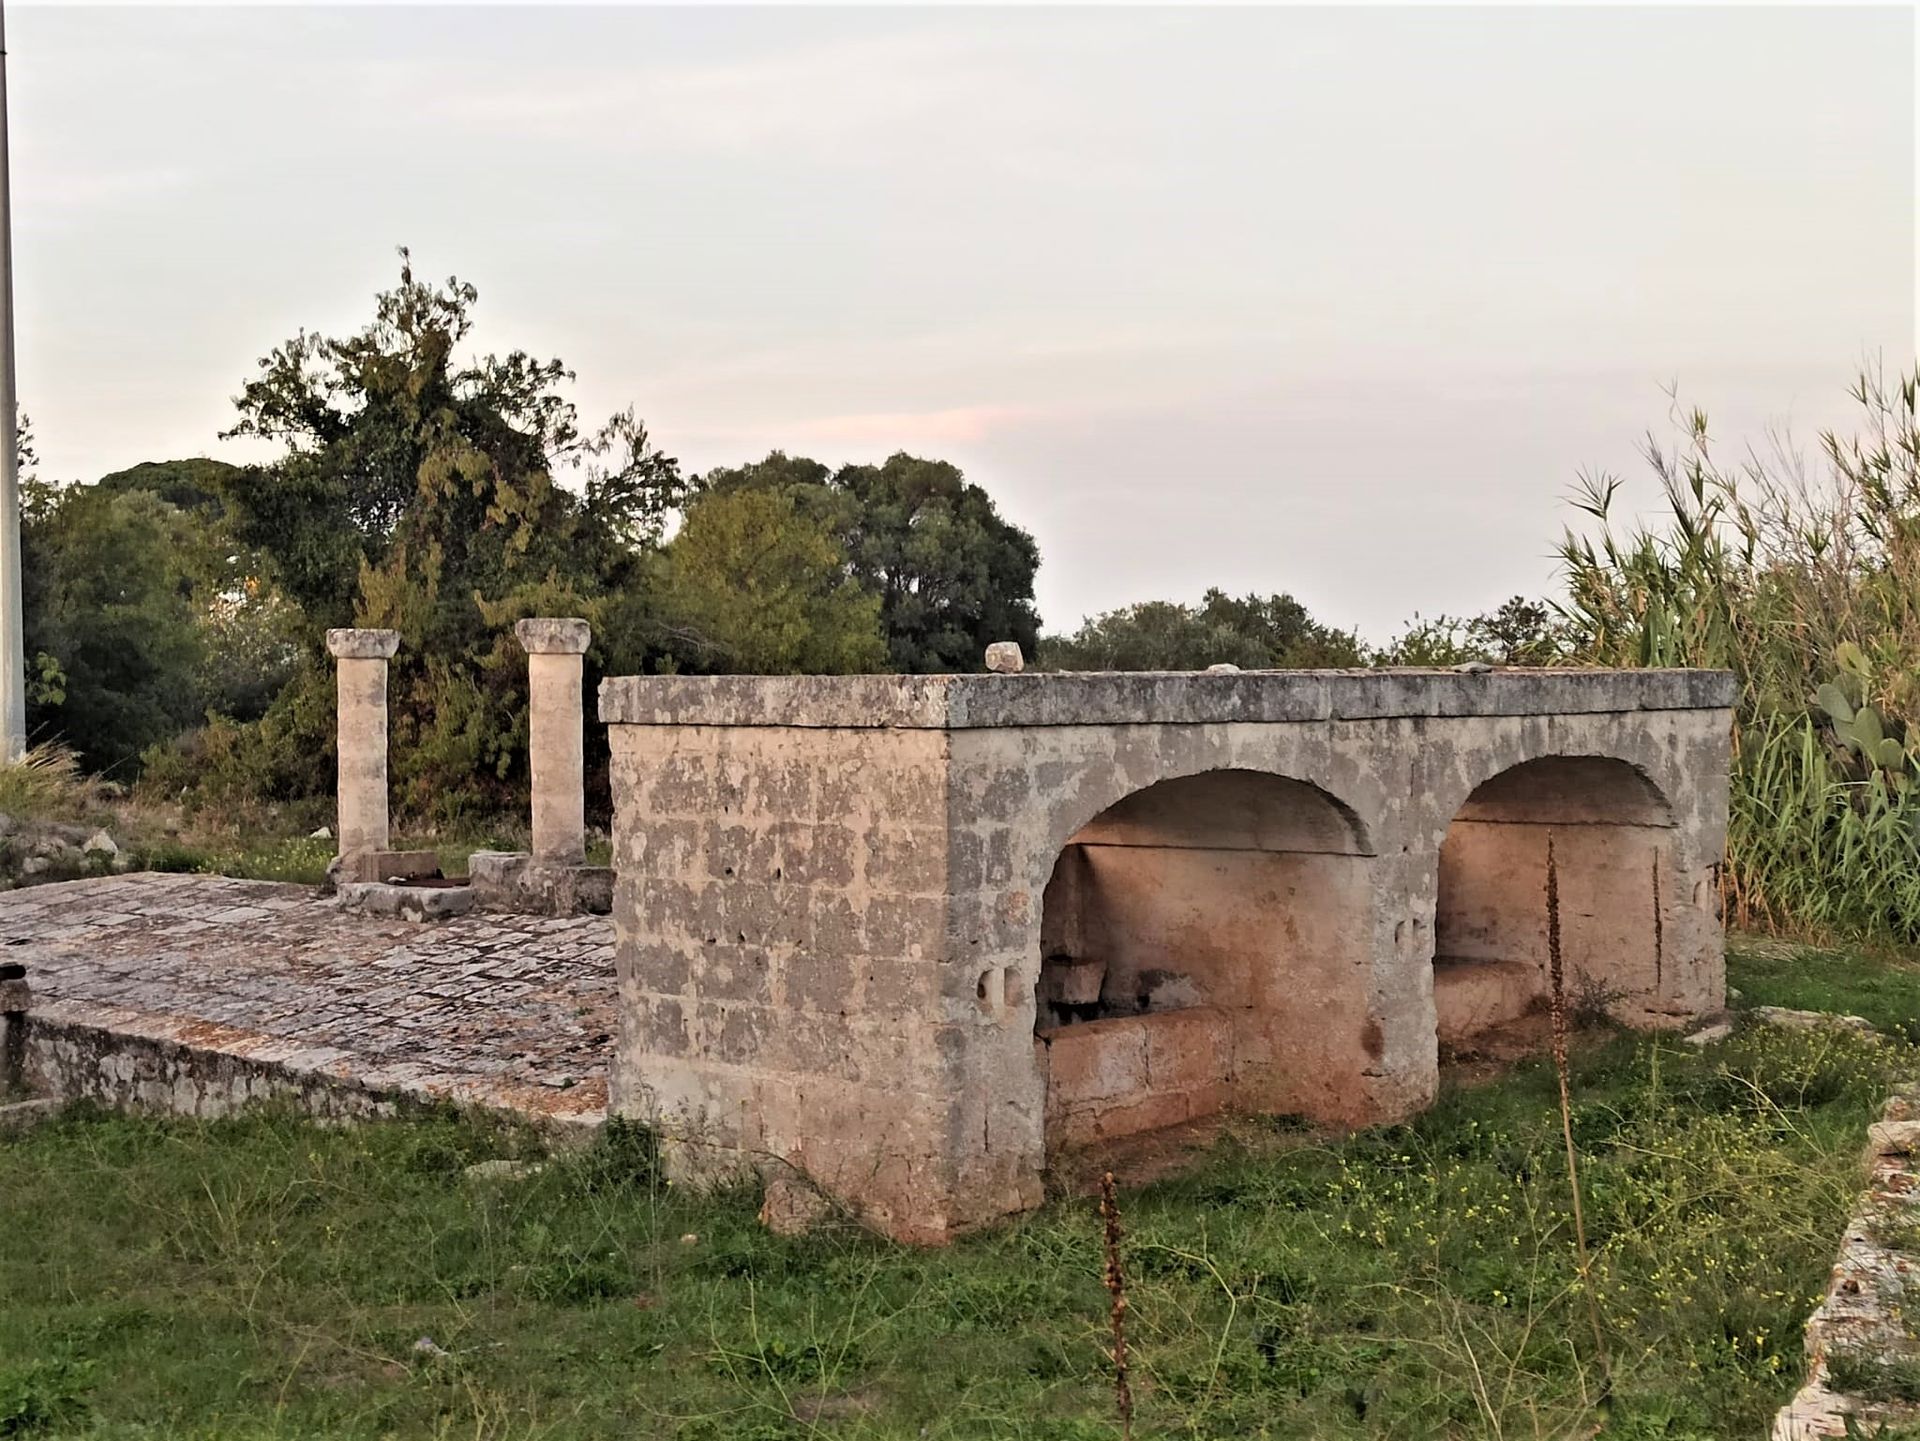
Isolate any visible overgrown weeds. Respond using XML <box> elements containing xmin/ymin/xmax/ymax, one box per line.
<box><xmin>1559</xmin><ymin>365</ymin><xmax>1920</xmax><ymax>943</ymax></box>
<box><xmin>0</xmin><ymin>743</ymin><xmax>103</xmax><ymax>824</ymax></box>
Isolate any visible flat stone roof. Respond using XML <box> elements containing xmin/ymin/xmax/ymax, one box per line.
<box><xmin>599</xmin><ymin>668</ymin><xmax>1737</xmax><ymax>730</ymax></box>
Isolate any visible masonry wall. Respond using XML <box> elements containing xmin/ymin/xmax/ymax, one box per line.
<box><xmin>607</xmin><ymin>721</ymin><xmax>1013</xmax><ymax>1242</ymax></box>
<box><xmin>603</xmin><ymin>671</ymin><xmax>1735</xmax><ymax>1240</ymax></box>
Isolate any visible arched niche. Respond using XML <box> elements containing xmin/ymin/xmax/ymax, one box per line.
<box><xmin>1034</xmin><ymin>768</ymin><xmax>1376</xmax><ymax>1150</ymax></box>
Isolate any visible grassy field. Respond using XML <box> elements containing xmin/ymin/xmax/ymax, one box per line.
<box><xmin>2</xmin><ymin>939</ymin><xmax>1916</xmax><ymax>1441</ymax></box>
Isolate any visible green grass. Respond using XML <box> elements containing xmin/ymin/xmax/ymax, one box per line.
<box><xmin>0</xmin><ymin>930</ymin><xmax>1904</xmax><ymax>1438</ymax></box>
<box><xmin>1727</xmin><ymin>935</ymin><xmax>1920</xmax><ymax>1039</ymax></box>
<box><xmin>2</xmin><ymin>1013</ymin><xmax>1910</xmax><ymax>1441</ymax></box>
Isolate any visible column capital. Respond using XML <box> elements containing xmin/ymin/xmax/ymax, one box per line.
<box><xmin>326</xmin><ymin>628</ymin><xmax>400</xmax><ymax>660</ymax></box>
<box><xmin>515</xmin><ymin>617</ymin><xmax>591</xmax><ymax>656</ymax></box>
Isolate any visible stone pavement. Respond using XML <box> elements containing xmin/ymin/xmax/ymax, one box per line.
<box><xmin>7</xmin><ymin>872</ymin><xmax>613</xmax><ymax>1129</ymax></box>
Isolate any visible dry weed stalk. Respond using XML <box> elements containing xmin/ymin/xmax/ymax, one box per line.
<box><xmin>1546</xmin><ymin>834</ymin><xmax>1613</xmax><ymax>1402</ymax></box>
<box><xmin>1098</xmin><ymin>1171</ymin><xmax>1134</xmax><ymax>1441</ymax></box>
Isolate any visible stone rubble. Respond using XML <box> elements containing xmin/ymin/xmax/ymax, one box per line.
<box><xmin>1753</xmin><ymin>1006</ymin><xmax>1879</xmax><ymax>1036</ymax></box>
<box><xmin>1774</xmin><ymin>1087</ymin><xmax>1920</xmax><ymax>1439</ymax></box>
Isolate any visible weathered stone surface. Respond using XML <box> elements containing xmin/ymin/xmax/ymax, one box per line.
<box><xmin>758</xmin><ymin>1174</ymin><xmax>835</xmax><ymax>1236</ymax></box>
<box><xmin>1682</xmin><ymin>1019</ymin><xmax>1734</xmax><ymax>1047</ymax></box>
<box><xmin>8</xmin><ymin>873</ymin><xmax>612</xmax><ymax>1129</ymax></box>
<box><xmin>330</xmin><ymin>636</ymin><xmax>397</xmax><ymax>861</ymax></box>
<box><xmin>1754</xmin><ymin>1006</ymin><xmax>1878</xmax><ymax>1036</ymax></box>
<box><xmin>520</xmin><ymin>623</ymin><xmax>589</xmax><ymax>864</ymax></box>
<box><xmin>514</xmin><ymin>617</ymin><xmax>591</xmax><ymax>656</ymax></box>
<box><xmin>337</xmin><ymin>881</ymin><xmax>476</xmax><ymax>922</ymax></box>
<box><xmin>599</xmin><ymin>668</ymin><xmax>1739</xmax><ymax>730</ymax></box>
<box><xmin>469</xmin><ymin>851</ymin><xmax>612</xmax><ymax>916</ymax></box>
<box><xmin>984</xmin><ymin>642</ymin><xmax>1024</xmax><ymax>674</ymax></box>
<box><xmin>604</xmin><ymin>668</ymin><xmax>1734</xmax><ymax>1242</ymax></box>
<box><xmin>1774</xmin><ymin>1090</ymin><xmax>1920</xmax><ymax>1439</ymax></box>
<box><xmin>324</xmin><ymin>628</ymin><xmax>400</xmax><ymax>660</ymax></box>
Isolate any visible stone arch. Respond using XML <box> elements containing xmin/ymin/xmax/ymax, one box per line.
<box><xmin>1432</xmin><ymin>754</ymin><xmax>1678</xmax><ymax>1045</ymax></box>
<box><xmin>1032</xmin><ymin>767</ymin><xmax>1380</xmax><ymax>1151</ymax></box>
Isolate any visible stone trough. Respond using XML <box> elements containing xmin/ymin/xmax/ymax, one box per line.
<box><xmin>599</xmin><ymin>666</ymin><xmax>1735</xmax><ymax>1242</ymax></box>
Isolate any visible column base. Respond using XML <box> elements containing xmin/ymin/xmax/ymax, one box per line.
<box><xmin>325</xmin><ymin>850</ymin><xmax>443</xmax><ymax>890</ymax></box>
<box><xmin>467</xmin><ymin>851</ymin><xmax>612</xmax><ymax>917</ymax></box>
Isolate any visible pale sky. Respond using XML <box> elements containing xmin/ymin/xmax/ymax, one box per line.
<box><xmin>13</xmin><ymin>5</ymin><xmax>1916</xmax><ymax>640</ymax></box>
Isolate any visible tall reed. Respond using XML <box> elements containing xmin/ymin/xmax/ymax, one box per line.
<box><xmin>1557</xmin><ymin>366</ymin><xmax>1920</xmax><ymax>942</ymax></box>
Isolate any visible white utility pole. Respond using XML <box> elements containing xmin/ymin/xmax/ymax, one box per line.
<box><xmin>0</xmin><ymin>0</ymin><xmax>24</xmax><ymax>763</ymax></box>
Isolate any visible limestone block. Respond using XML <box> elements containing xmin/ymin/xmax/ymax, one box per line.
<box><xmin>1754</xmin><ymin>1006</ymin><xmax>1878</xmax><ymax>1036</ymax></box>
<box><xmin>515</xmin><ymin>617</ymin><xmax>591</xmax><ymax>655</ymax></box>
<box><xmin>324</xmin><ymin>628</ymin><xmax>400</xmax><ymax>660</ymax></box>
<box><xmin>984</xmin><ymin>641</ymin><xmax>1025</xmax><ymax>674</ymax></box>
<box><xmin>468</xmin><ymin>850</ymin><xmax>612</xmax><ymax>916</ymax></box>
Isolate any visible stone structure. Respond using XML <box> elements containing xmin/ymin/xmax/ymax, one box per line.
<box><xmin>468</xmin><ymin>619</ymin><xmax>612</xmax><ymax>916</ymax></box>
<box><xmin>1774</xmin><ymin>1086</ymin><xmax>1920</xmax><ymax>1439</ymax></box>
<box><xmin>600</xmin><ymin>667</ymin><xmax>1734</xmax><ymax>1242</ymax></box>
<box><xmin>10</xmin><ymin>873</ymin><xmax>611</xmax><ymax>1131</ymax></box>
<box><xmin>325</xmin><ymin>628</ymin><xmax>436</xmax><ymax>886</ymax></box>
<box><xmin>519</xmin><ymin>618</ymin><xmax>592</xmax><ymax>865</ymax></box>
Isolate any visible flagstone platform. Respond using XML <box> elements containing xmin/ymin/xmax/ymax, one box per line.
<box><xmin>4</xmin><ymin>872</ymin><xmax>614</xmax><ymax>1131</ymax></box>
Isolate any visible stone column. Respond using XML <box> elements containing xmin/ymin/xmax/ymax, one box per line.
<box><xmin>515</xmin><ymin>618</ymin><xmax>590</xmax><ymax>867</ymax></box>
<box><xmin>325</xmin><ymin>628</ymin><xmax>400</xmax><ymax>863</ymax></box>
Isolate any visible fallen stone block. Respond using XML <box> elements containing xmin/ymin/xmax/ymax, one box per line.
<box><xmin>1753</xmin><ymin>1006</ymin><xmax>1878</xmax><ymax>1036</ymax></box>
<box><xmin>1682</xmin><ymin>1020</ymin><xmax>1734</xmax><ymax>1047</ymax></box>
<box><xmin>463</xmin><ymin>1158</ymin><xmax>544</xmax><ymax>1183</ymax></box>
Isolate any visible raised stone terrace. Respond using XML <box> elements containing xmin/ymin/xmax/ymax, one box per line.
<box><xmin>10</xmin><ymin>872</ymin><xmax>612</xmax><ymax>1130</ymax></box>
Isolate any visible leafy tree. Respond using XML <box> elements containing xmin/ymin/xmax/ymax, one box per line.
<box><xmin>1039</xmin><ymin>588</ymin><xmax>1364</xmax><ymax>671</ymax></box>
<box><xmin>831</xmin><ymin>454</ymin><xmax>1040</xmax><ymax>672</ymax></box>
<box><xmin>185</xmin><ymin>252</ymin><xmax>687</xmax><ymax>819</ymax></box>
<box><xmin>21</xmin><ymin>481</ymin><xmax>207</xmax><ymax>772</ymax></box>
<box><xmin>1375</xmin><ymin>597</ymin><xmax>1568</xmax><ymax>667</ymax></box>
<box><xmin>1470</xmin><ymin>596</ymin><xmax>1567</xmax><ymax>665</ymax></box>
<box><xmin>697</xmin><ymin>451</ymin><xmax>1040</xmax><ymax>672</ymax></box>
<box><xmin>657</xmin><ymin>487</ymin><xmax>885</xmax><ymax>674</ymax></box>
<box><xmin>95</xmin><ymin>457</ymin><xmax>242</xmax><ymax>516</ymax></box>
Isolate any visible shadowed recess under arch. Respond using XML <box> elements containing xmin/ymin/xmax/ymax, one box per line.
<box><xmin>1035</xmin><ymin>766</ymin><xmax>1378</xmax><ymax>1150</ymax></box>
<box><xmin>1434</xmin><ymin>754</ymin><xmax>1678</xmax><ymax>1047</ymax></box>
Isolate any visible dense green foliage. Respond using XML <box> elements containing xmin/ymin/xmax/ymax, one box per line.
<box><xmin>2</xmin><ymin>963</ymin><xmax>1907</xmax><ymax>1438</ymax></box>
<box><xmin>657</xmin><ymin>487</ymin><xmax>886</xmax><ymax>675</ymax></box>
<box><xmin>700</xmin><ymin>450</ymin><xmax>1041</xmax><ymax>673</ymax></box>
<box><xmin>1039</xmin><ymin>589</ymin><xmax>1366</xmax><ymax>671</ymax></box>
<box><xmin>19</xmin><ymin>449</ymin><xmax>298</xmax><ymax>775</ymax></box>
<box><xmin>1558</xmin><ymin>367</ymin><xmax>1920</xmax><ymax>943</ymax></box>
